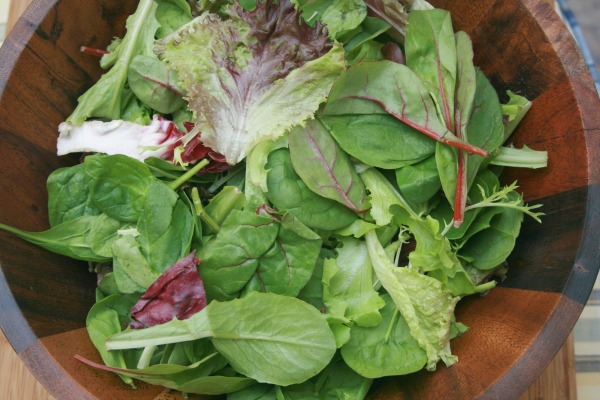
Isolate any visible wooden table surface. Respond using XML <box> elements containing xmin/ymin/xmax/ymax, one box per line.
<box><xmin>0</xmin><ymin>0</ymin><xmax>578</xmax><ymax>399</ymax></box>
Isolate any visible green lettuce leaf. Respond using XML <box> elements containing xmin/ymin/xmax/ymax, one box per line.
<box><xmin>156</xmin><ymin>0</ymin><xmax>345</xmax><ymax>164</ymax></box>
<box><xmin>67</xmin><ymin>0</ymin><xmax>159</xmax><ymax>124</ymax></box>
<box><xmin>365</xmin><ymin>230</ymin><xmax>459</xmax><ymax>371</ymax></box>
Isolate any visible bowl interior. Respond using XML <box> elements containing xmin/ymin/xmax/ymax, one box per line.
<box><xmin>1</xmin><ymin>0</ymin><xmax>600</xmax><ymax>399</ymax></box>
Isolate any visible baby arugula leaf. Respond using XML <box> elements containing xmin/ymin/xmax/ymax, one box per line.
<box><xmin>106</xmin><ymin>292</ymin><xmax>337</xmax><ymax>387</ymax></box>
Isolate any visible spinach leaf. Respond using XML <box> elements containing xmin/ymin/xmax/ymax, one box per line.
<box><xmin>265</xmin><ymin>148</ymin><xmax>357</xmax><ymax>230</ymax></box>
<box><xmin>112</xmin><ymin>234</ymin><xmax>159</xmax><ymax>293</ymax></box>
<box><xmin>343</xmin><ymin>16</ymin><xmax>391</xmax><ymax>52</ymax></box>
<box><xmin>288</xmin><ymin>119</ymin><xmax>368</xmax><ymax>214</ymax></box>
<box><xmin>46</xmin><ymin>163</ymin><xmax>101</xmax><ymax>226</ymax></box>
<box><xmin>86</xmin><ymin>293</ymin><xmax>140</xmax><ymax>385</ymax></box>
<box><xmin>136</xmin><ymin>180</ymin><xmax>194</xmax><ymax>274</ymax></box>
<box><xmin>321</xmin><ymin>114</ymin><xmax>435</xmax><ymax>169</ymax></box>
<box><xmin>243</xmin><ymin>214</ymin><xmax>322</xmax><ymax>297</ymax></box>
<box><xmin>340</xmin><ymin>294</ymin><xmax>427</xmax><ymax>378</ymax></box>
<box><xmin>395</xmin><ymin>155</ymin><xmax>441</xmax><ymax>207</ymax></box>
<box><xmin>155</xmin><ymin>0</ymin><xmax>193</xmax><ymax>39</ymax></box>
<box><xmin>0</xmin><ymin>215</ymin><xmax>114</xmax><ymax>262</ymax></box>
<box><xmin>198</xmin><ymin>210</ymin><xmax>279</xmax><ymax>301</ymax></box>
<box><xmin>106</xmin><ymin>292</ymin><xmax>337</xmax><ymax>386</ymax></box>
<box><xmin>85</xmin><ymin>154</ymin><xmax>155</xmax><ymax>223</ymax></box>
<box><xmin>88</xmin><ymin>213</ymin><xmax>130</xmax><ymax>258</ymax></box>
<box><xmin>458</xmin><ymin>191</ymin><xmax>524</xmax><ymax>270</ymax></box>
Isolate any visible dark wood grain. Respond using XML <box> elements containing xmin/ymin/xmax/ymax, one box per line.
<box><xmin>0</xmin><ymin>0</ymin><xmax>599</xmax><ymax>399</ymax></box>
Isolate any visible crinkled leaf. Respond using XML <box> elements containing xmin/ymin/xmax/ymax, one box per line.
<box><xmin>157</xmin><ymin>0</ymin><xmax>345</xmax><ymax>163</ymax></box>
<box><xmin>365</xmin><ymin>230</ymin><xmax>459</xmax><ymax>370</ymax></box>
<box><xmin>323</xmin><ymin>237</ymin><xmax>385</xmax><ymax>328</ymax></box>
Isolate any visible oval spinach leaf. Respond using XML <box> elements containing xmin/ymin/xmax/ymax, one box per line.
<box><xmin>85</xmin><ymin>154</ymin><xmax>155</xmax><ymax>223</ymax></box>
<box><xmin>106</xmin><ymin>292</ymin><xmax>337</xmax><ymax>387</ymax></box>
<box><xmin>47</xmin><ymin>163</ymin><xmax>101</xmax><ymax>226</ymax></box>
<box><xmin>322</xmin><ymin>114</ymin><xmax>435</xmax><ymax>169</ymax></box>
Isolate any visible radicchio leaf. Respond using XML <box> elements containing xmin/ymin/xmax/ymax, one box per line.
<box><xmin>156</xmin><ymin>0</ymin><xmax>346</xmax><ymax>164</ymax></box>
<box><xmin>129</xmin><ymin>251</ymin><xmax>206</xmax><ymax>329</ymax></box>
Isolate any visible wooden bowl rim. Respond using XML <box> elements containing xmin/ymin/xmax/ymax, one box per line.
<box><xmin>1</xmin><ymin>0</ymin><xmax>600</xmax><ymax>399</ymax></box>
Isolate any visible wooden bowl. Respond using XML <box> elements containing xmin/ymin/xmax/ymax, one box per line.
<box><xmin>1</xmin><ymin>0</ymin><xmax>599</xmax><ymax>399</ymax></box>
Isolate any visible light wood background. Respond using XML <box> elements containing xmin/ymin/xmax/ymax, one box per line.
<box><xmin>0</xmin><ymin>0</ymin><xmax>577</xmax><ymax>399</ymax></box>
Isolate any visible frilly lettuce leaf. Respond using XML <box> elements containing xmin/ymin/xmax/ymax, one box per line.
<box><xmin>156</xmin><ymin>0</ymin><xmax>346</xmax><ymax>164</ymax></box>
<box><xmin>365</xmin><ymin>230</ymin><xmax>459</xmax><ymax>371</ymax></box>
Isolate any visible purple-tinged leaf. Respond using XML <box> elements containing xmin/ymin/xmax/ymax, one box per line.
<box><xmin>156</xmin><ymin>0</ymin><xmax>345</xmax><ymax>164</ymax></box>
<box><xmin>324</xmin><ymin>61</ymin><xmax>488</xmax><ymax>157</ymax></box>
<box><xmin>129</xmin><ymin>251</ymin><xmax>206</xmax><ymax>329</ymax></box>
<box><xmin>288</xmin><ymin>119</ymin><xmax>369</xmax><ymax>214</ymax></box>
<box><xmin>405</xmin><ymin>9</ymin><xmax>457</xmax><ymax>131</ymax></box>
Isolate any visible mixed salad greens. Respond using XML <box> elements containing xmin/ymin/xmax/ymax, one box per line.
<box><xmin>0</xmin><ymin>0</ymin><xmax>550</xmax><ymax>398</ymax></box>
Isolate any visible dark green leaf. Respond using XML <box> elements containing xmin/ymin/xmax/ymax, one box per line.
<box><xmin>322</xmin><ymin>114</ymin><xmax>435</xmax><ymax>169</ymax></box>
<box><xmin>46</xmin><ymin>163</ymin><xmax>101</xmax><ymax>226</ymax></box>
<box><xmin>85</xmin><ymin>154</ymin><xmax>155</xmax><ymax>223</ymax></box>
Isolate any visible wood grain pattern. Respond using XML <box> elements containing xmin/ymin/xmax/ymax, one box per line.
<box><xmin>0</xmin><ymin>0</ymin><xmax>597</xmax><ymax>399</ymax></box>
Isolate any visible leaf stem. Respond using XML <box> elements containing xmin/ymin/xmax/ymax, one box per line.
<box><xmin>384</xmin><ymin>309</ymin><xmax>400</xmax><ymax>342</ymax></box>
<box><xmin>136</xmin><ymin>345</ymin><xmax>157</xmax><ymax>369</ymax></box>
<box><xmin>190</xmin><ymin>187</ymin><xmax>220</xmax><ymax>233</ymax></box>
<box><xmin>168</xmin><ymin>159</ymin><xmax>210</xmax><ymax>190</ymax></box>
